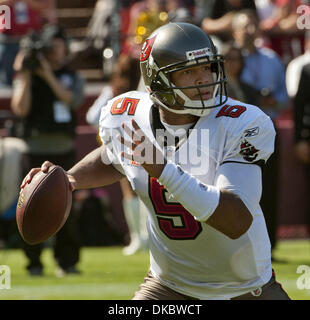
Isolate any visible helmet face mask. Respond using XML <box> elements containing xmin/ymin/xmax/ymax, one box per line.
<box><xmin>140</xmin><ymin>23</ymin><xmax>228</xmax><ymax>116</ymax></box>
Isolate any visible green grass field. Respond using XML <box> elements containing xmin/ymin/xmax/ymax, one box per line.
<box><xmin>0</xmin><ymin>239</ymin><xmax>310</xmax><ymax>300</ymax></box>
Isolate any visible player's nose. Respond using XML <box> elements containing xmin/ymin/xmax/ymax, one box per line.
<box><xmin>195</xmin><ymin>68</ymin><xmax>211</xmax><ymax>86</ymax></box>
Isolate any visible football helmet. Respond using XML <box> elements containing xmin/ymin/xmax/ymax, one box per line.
<box><xmin>140</xmin><ymin>22</ymin><xmax>227</xmax><ymax>116</ymax></box>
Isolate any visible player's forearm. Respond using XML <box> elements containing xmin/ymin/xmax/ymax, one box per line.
<box><xmin>158</xmin><ymin>162</ymin><xmax>252</xmax><ymax>239</ymax></box>
<box><xmin>207</xmin><ymin>190</ymin><xmax>253</xmax><ymax>239</ymax></box>
<box><xmin>67</xmin><ymin>146</ymin><xmax>123</xmax><ymax>190</ymax></box>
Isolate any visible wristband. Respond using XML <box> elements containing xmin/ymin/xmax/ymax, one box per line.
<box><xmin>158</xmin><ymin>162</ymin><xmax>220</xmax><ymax>222</ymax></box>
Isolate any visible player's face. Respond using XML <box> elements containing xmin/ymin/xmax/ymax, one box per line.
<box><xmin>170</xmin><ymin>64</ymin><xmax>215</xmax><ymax>103</ymax></box>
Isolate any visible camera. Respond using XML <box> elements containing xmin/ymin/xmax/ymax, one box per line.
<box><xmin>19</xmin><ymin>31</ymin><xmax>53</xmax><ymax>71</ymax></box>
<box><xmin>19</xmin><ymin>25</ymin><xmax>67</xmax><ymax>71</ymax></box>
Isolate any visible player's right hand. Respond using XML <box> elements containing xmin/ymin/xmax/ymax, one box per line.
<box><xmin>20</xmin><ymin>161</ymin><xmax>76</xmax><ymax>191</ymax></box>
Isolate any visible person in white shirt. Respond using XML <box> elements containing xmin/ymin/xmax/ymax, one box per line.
<box><xmin>286</xmin><ymin>31</ymin><xmax>310</xmax><ymax>99</ymax></box>
<box><xmin>22</xmin><ymin>22</ymin><xmax>290</xmax><ymax>300</ymax></box>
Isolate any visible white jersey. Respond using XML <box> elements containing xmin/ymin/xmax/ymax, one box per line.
<box><xmin>99</xmin><ymin>91</ymin><xmax>275</xmax><ymax>300</ymax></box>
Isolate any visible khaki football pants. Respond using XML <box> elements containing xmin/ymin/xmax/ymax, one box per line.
<box><xmin>132</xmin><ymin>271</ymin><xmax>290</xmax><ymax>300</ymax></box>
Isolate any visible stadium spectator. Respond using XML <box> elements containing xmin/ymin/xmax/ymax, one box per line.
<box><xmin>286</xmin><ymin>30</ymin><xmax>310</xmax><ymax>99</ymax></box>
<box><xmin>232</xmin><ymin>9</ymin><xmax>288</xmax><ymax>113</ymax></box>
<box><xmin>11</xmin><ymin>24</ymin><xmax>84</xmax><ymax>276</ymax></box>
<box><xmin>194</xmin><ymin>0</ymin><xmax>216</xmax><ymax>25</ymax></box>
<box><xmin>201</xmin><ymin>0</ymin><xmax>257</xmax><ymax>41</ymax></box>
<box><xmin>294</xmin><ymin>62</ymin><xmax>310</xmax><ymax>235</ymax></box>
<box><xmin>294</xmin><ymin>62</ymin><xmax>310</xmax><ymax>161</ymax></box>
<box><xmin>222</xmin><ymin>43</ymin><xmax>259</xmax><ymax>105</ymax></box>
<box><xmin>256</xmin><ymin>0</ymin><xmax>305</xmax><ymax>65</ymax></box>
<box><xmin>23</xmin><ymin>22</ymin><xmax>290</xmax><ymax>299</ymax></box>
<box><xmin>0</xmin><ymin>0</ymin><xmax>55</xmax><ymax>87</ymax></box>
<box><xmin>86</xmin><ymin>53</ymin><xmax>149</xmax><ymax>255</ymax></box>
<box><xmin>71</xmin><ymin>0</ymin><xmax>138</xmax><ymax>79</ymax></box>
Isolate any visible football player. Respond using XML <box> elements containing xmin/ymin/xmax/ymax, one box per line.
<box><xmin>22</xmin><ymin>23</ymin><xmax>290</xmax><ymax>300</ymax></box>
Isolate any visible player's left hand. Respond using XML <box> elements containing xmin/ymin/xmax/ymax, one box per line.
<box><xmin>118</xmin><ymin>119</ymin><xmax>166</xmax><ymax>178</ymax></box>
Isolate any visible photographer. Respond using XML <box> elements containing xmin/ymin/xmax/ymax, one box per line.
<box><xmin>11</xmin><ymin>24</ymin><xmax>84</xmax><ymax>276</ymax></box>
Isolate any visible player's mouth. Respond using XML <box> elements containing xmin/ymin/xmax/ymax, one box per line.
<box><xmin>194</xmin><ymin>91</ymin><xmax>212</xmax><ymax>100</ymax></box>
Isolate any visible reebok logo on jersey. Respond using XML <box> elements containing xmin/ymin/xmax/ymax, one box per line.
<box><xmin>244</xmin><ymin>127</ymin><xmax>259</xmax><ymax>138</ymax></box>
<box><xmin>240</xmin><ymin>140</ymin><xmax>259</xmax><ymax>162</ymax></box>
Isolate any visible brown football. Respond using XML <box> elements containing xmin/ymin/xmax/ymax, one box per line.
<box><xmin>16</xmin><ymin>165</ymin><xmax>72</xmax><ymax>245</ymax></box>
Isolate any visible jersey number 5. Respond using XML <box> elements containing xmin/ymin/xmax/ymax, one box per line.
<box><xmin>110</xmin><ymin>97</ymin><xmax>139</xmax><ymax>115</ymax></box>
<box><xmin>149</xmin><ymin>177</ymin><xmax>202</xmax><ymax>240</ymax></box>
<box><xmin>216</xmin><ymin>104</ymin><xmax>246</xmax><ymax>118</ymax></box>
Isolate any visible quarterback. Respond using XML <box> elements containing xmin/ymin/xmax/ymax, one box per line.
<box><xmin>22</xmin><ymin>23</ymin><xmax>290</xmax><ymax>300</ymax></box>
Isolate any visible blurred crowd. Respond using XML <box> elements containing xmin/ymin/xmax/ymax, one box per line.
<box><xmin>0</xmin><ymin>0</ymin><xmax>310</xmax><ymax>275</ymax></box>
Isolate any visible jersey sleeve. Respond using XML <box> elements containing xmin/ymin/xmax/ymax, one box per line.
<box><xmin>98</xmin><ymin>97</ymin><xmax>125</xmax><ymax>175</ymax></box>
<box><xmin>214</xmin><ymin>162</ymin><xmax>262</xmax><ymax>215</ymax></box>
<box><xmin>222</xmin><ymin>113</ymin><xmax>276</xmax><ymax>166</ymax></box>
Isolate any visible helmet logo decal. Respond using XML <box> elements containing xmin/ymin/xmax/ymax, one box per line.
<box><xmin>186</xmin><ymin>47</ymin><xmax>212</xmax><ymax>60</ymax></box>
<box><xmin>140</xmin><ymin>36</ymin><xmax>157</xmax><ymax>62</ymax></box>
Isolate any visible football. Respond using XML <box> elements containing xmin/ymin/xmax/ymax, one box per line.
<box><xmin>16</xmin><ymin>165</ymin><xmax>72</xmax><ymax>245</ymax></box>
